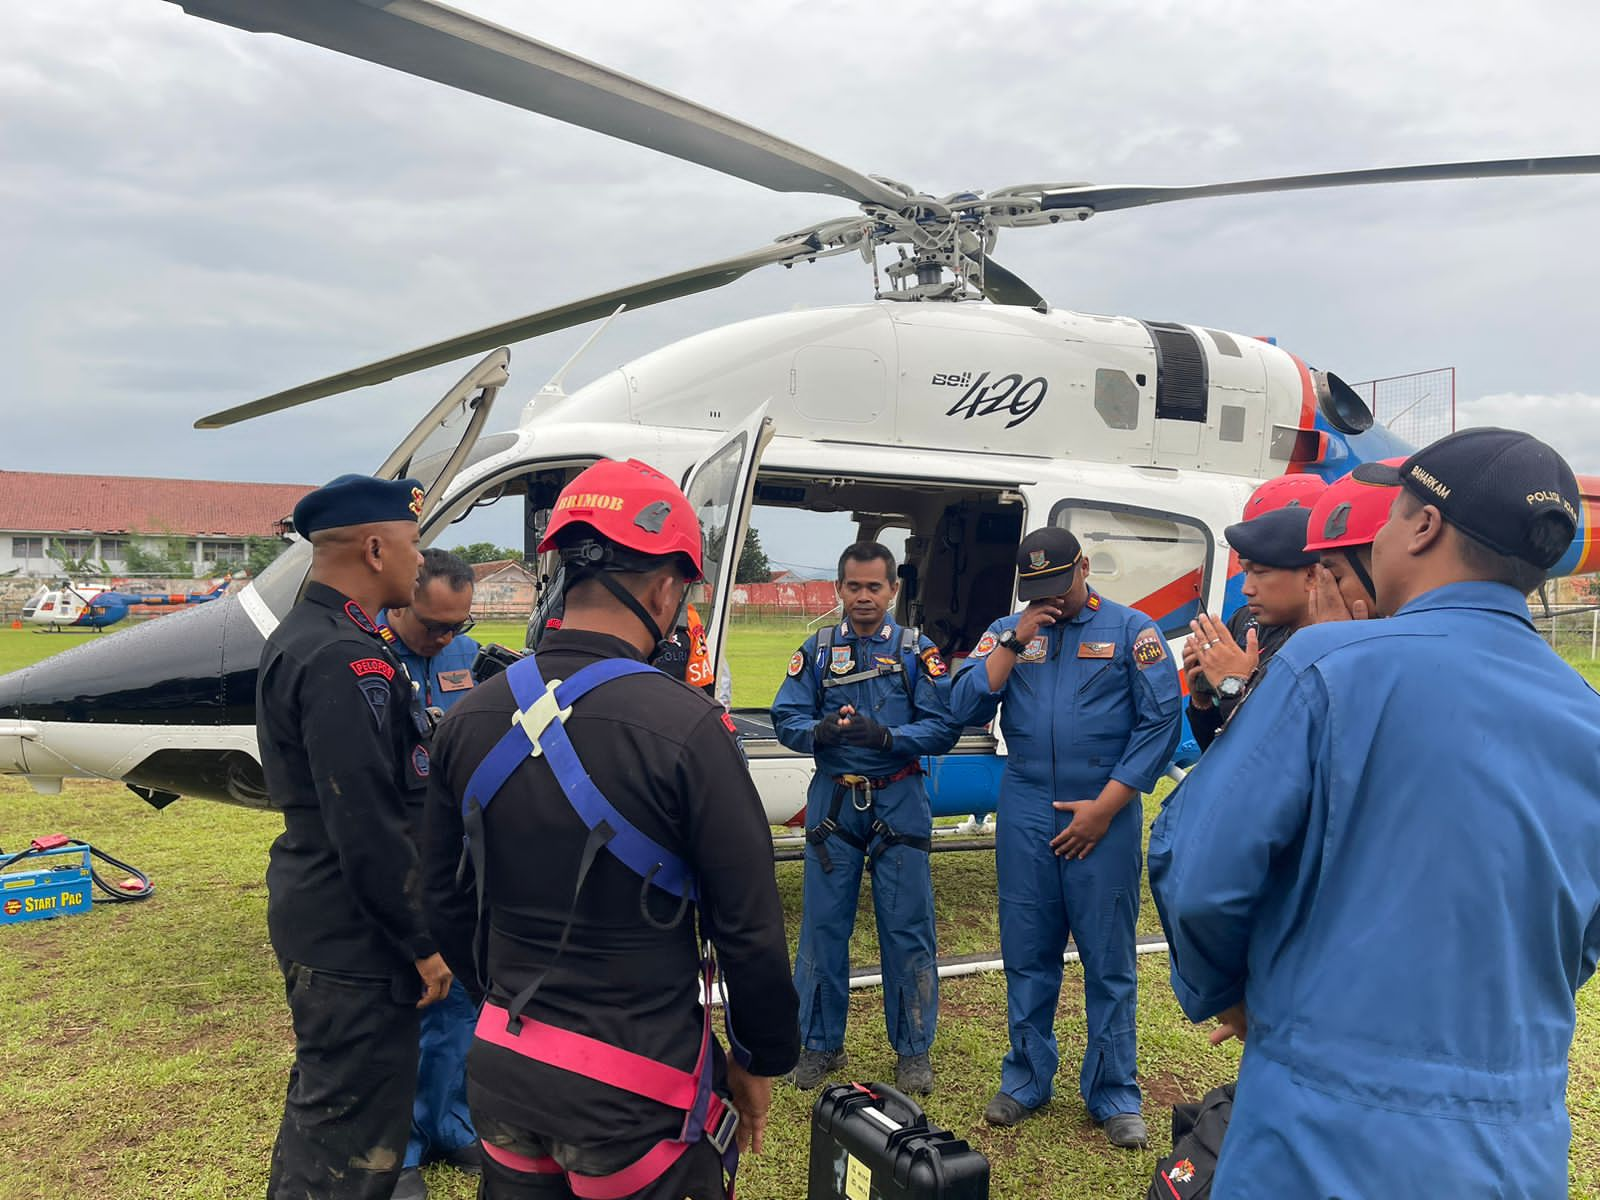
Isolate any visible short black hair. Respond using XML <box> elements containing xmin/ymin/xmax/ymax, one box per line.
<box><xmin>418</xmin><ymin>547</ymin><xmax>474</xmax><ymax>593</ymax></box>
<box><xmin>1396</xmin><ymin>490</ymin><xmax>1550</xmax><ymax>596</ymax></box>
<box><xmin>837</xmin><ymin>541</ymin><xmax>896</xmax><ymax>583</ymax></box>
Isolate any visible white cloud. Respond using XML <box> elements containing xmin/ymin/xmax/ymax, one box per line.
<box><xmin>1458</xmin><ymin>393</ymin><xmax>1600</xmax><ymax>477</ymax></box>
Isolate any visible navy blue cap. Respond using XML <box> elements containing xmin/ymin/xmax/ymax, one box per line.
<box><xmin>1016</xmin><ymin>527</ymin><xmax>1082</xmax><ymax>601</ymax></box>
<box><xmin>1364</xmin><ymin>427</ymin><xmax>1578</xmax><ymax>569</ymax></box>
<box><xmin>1226</xmin><ymin>505</ymin><xmax>1319</xmax><ymax>569</ymax></box>
<box><xmin>293</xmin><ymin>474</ymin><xmax>426</xmax><ymax>536</ymax></box>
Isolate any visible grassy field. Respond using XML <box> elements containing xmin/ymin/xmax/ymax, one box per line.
<box><xmin>2</xmin><ymin>624</ymin><xmax>1599</xmax><ymax>1197</ymax></box>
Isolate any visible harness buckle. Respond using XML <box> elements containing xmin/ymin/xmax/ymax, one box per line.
<box><xmin>512</xmin><ymin>678</ymin><xmax>574</xmax><ymax>758</ymax></box>
<box><xmin>706</xmin><ymin>1102</ymin><xmax>741</xmax><ymax>1155</ymax></box>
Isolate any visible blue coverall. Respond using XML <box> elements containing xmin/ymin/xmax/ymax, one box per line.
<box><xmin>378</xmin><ymin>616</ymin><xmax>482</xmax><ymax>1172</ymax></box>
<box><xmin>950</xmin><ymin>590</ymin><xmax>1181</xmax><ymax>1118</ymax></box>
<box><xmin>1149</xmin><ymin>583</ymin><xmax>1600</xmax><ymax>1197</ymax></box>
<box><xmin>772</xmin><ymin>620</ymin><xmax>963</xmax><ymax>1056</ymax></box>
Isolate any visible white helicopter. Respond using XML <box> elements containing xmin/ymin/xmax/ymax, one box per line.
<box><xmin>1</xmin><ymin>0</ymin><xmax>1597</xmax><ymax>823</ymax></box>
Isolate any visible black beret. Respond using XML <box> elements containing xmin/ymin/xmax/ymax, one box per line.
<box><xmin>1226</xmin><ymin>506</ymin><xmax>1319</xmax><ymax>569</ymax></box>
<box><xmin>293</xmin><ymin>474</ymin><xmax>426</xmax><ymax>536</ymax></box>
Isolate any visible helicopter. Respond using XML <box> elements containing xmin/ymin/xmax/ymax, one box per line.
<box><xmin>1</xmin><ymin>0</ymin><xmax>1598</xmax><ymax>823</ymax></box>
<box><xmin>20</xmin><ymin>580</ymin><xmax>230</xmax><ymax>633</ymax></box>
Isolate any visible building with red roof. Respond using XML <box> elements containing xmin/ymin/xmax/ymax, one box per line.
<box><xmin>0</xmin><ymin>470</ymin><xmax>312</xmax><ymax>576</ymax></box>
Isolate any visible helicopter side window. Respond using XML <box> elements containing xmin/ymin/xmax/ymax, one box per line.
<box><xmin>681</xmin><ymin>432</ymin><xmax>749</xmax><ymax>628</ymax></box>
<box><xmin>1049</xmin><ymin>500</ymin><xmax>1213</xmax><ymax>637</ymax></box>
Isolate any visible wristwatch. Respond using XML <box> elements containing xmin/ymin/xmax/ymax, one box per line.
<box><xmin>1217</xmin><ymin>675</ymin><xmax>1249</xmax><ymax>700</ymax></box>
<box><xmin>996</xmin><ymin>629</ymin><xmax>1025</xmax><ymax>655</ymax></box>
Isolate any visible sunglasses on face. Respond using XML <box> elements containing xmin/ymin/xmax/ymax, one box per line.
<box><xmin>416</xmin><ymin>615</ymin><xmax>475</xmax><ymax>638</ymax></box>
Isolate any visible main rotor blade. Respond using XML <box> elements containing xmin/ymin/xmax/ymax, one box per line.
<box><xmin>169</xmin><ymin>0</ymin><xmax>906</xmax><ymax>209</ymax></box>
<box><xmin>979</xmin><ymin>256</ymin><xmax>1046</xmax><ymax>308</ymax></box>
<box><xmin>1039</xmin><ymin>154</ymin><xmax>1600</xmax><ymax>213</ymax></box>
<box><xmin>195</xmin><ymin>239</ymin><xmax>818</xmax><ymax>428</ymax></box>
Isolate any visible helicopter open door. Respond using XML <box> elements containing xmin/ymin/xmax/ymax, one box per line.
<box><xmin>680</xmin><ymin>405</ymin><xmax>775</xmax><ymax>678</ymax></box>
<box><xmin>374</xmin><ymin>348</ymin><xmax>509</xmax><ymax>518</ymax></box>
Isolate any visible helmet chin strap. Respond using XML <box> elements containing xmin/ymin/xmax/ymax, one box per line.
<box><xmin>1343</xmin><ymin>547</ymin><xmax>1377</xmax><ymax>603</ymax></box>
<box><xmin>593</xmin><ymin>570</ymin><xmax>673</xmax><ymax>654</ymax></box>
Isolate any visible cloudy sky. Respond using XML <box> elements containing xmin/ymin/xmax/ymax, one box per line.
<box><xmin>5</xmin><ymin>0</ymin><xmax>1599</xmax><ymax>568</ymax></box>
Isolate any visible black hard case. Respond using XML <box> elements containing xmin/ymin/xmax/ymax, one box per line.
<box><xmin>808</xmin><ymin>1082</ymin><xmax>989</xmax><ymax>1200</ymax></box>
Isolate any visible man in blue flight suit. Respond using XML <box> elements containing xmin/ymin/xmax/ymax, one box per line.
<box><xmin>378</xmin><ymin>549</ymin><xmax>481</xmax><ymax>1200</ymax></box>
<box><xmin>1150</xmin><ymin>428</ymin><xmax>1600</xmax><ymax>1197</ymax></box>
<box><xmin>951</xmin><ymin>527</ymin><xmax>1181</xmax><ymax>1146</ymax></box>
<box><xmin>772</xmin><ymin>541</ymin><xmax>963</xmax><ymax>1095</ymax></box>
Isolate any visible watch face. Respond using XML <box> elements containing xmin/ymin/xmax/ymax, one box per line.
<box><xmin>1219</xmin><ymin>676</ymin><xmax>1246</xmax><ymax>698</ymax></box>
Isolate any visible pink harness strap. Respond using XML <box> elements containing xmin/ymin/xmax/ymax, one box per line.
<box><xmin>476</xmin><ymin>1003</ymin><xmax>700</xmax><ymax>1110</ymax></box>
<box><xmin>480</xmin><ymin>1140</ymin><xmax>562</xmax><ymax>1175</ymax></box>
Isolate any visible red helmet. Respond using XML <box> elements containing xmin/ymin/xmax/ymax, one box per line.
<box><xmin>1243</xmin><ymin>473</ymin><xmax>1328</xmax><ymax>520</ymax></box>
<box><xmin>1303</xmin><ymin>458</ymin><xmax>1405</xmax><ymax>551</ymax></box>
<box><xmin>537</xmin><ymin>458</ymin><xmax>704</xmax><ymax>579</ymax></box>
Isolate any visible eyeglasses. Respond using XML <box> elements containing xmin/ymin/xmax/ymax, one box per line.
<box><xmin>416</xmin><ymin>615</ymin><xmax>475</xmax><ymax>638</ymax></box>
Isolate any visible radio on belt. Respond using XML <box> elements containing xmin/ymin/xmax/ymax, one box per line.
<box><xmin>809</xmin><ymin>1082</ymin><xmax>989</xmax><ymax>1200</ymax></box>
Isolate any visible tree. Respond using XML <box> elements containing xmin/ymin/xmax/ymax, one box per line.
<box><xmin>735</xmin><ymin>525</ymin><xmax>770</xmax><ymax>583</ymax></box>
<box><xmin>244</xmin><ymin>536</ymin><xmax>291</xmax><ymax>579</ymax></box>
<box><xmin>446</xmin><ymin>542</ymin><xmax>524</xmax><ymax>565</ymax></box>
<box><xmin>124</xmin><ymin>537</ymin><xmax>194</xmax><ymax>579</ymax></box>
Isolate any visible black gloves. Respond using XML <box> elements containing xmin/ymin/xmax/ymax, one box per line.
<box><xmin>814</xmin><ymin>712</ymin><xmax>848</xmax><ymax>746</ymax></box>
<box><xmin>839</xmin><ymin>714</ymin><xmax>892</xmax><ymax>750</ymax></box>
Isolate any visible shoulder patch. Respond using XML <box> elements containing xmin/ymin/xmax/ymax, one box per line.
<box><xmin>350</xmin><ymin>657</ymin><xmax>395</xmax><ymax>680</ymax></box>
<box><xmin>720</xmin><ymin>711</ymin><xmax>739</xmax><ymax>735</ymax></box>
<box><xmin>411</xmin><ymin>744</ymin><xmax>430</xmax><ymax>777</ymax></box>
<box><xmin>1132</xmin><ymin>626</ymin><xmax>1168</xmax><ymax>667</ymax></box>
<box><xmin>343</xmin><ymin>601</ymin><xmax>379</xmax><ymax>635</ymax></box>
<box><xmin>787</xmin><ymin>649</ymin><xmax>806</xmax><ymax>678</ymax></box>
<box><xmin>356</xmin><ymin>676</ymin><xmax>390</xmax><ymax>729</ymax></box>
<box><xmin>971</xmin><ymin>631</ymin><xmax>998</xmax><ymax>659</ymax></box>
<box><xmin>919</xmin><ymin>646</ymin><xmax>949</xmax><ymax>678</ymax></box>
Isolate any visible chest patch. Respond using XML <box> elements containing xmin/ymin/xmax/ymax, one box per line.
<box><xmin>829</xmin><ymin>645</ymin><xmax>854</xmax><ymax>675</ymax></box>
<box><xmin>350</xmin><ymin>657</ymin><xmax>395</xmax><ymax>680</ymax></box>
<box><xmin>437</xmin><ymin>669</ymin><xmax>473</xmax><ymax>692</ymax></box>
<box><xmin>787</xmin><ymin>649</ymin><xmax>806</xmax><ymax>678</ymax></box>
<box><xmin>1132</xmin><ymin>626</ymin><xmax>1168</xmax><ymax>667</ymax></box>
<box><xmin>411</xmin><ymin>744</ymin><xmax>430</xmax><ymax>777</ymax></box>
<box><xmin>1019</xmin><ymin>637</ymin><xmax>1047</xmax><ymax>663</ymax></box>
<box><xmin>1078</xmin><ymin>641</ymin><xmax>1115</xmax><ymax>659</ymax></box>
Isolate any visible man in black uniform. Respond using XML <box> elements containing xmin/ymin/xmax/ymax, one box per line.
<box><xmin>1183</xmin><ymin>504</ymin><xmax>1319</xmax><ymax>752</ymax></box>
<box><xmin>258</xmin><ymin>473</ymin><xmax>453</xmax><ymax>1200</ymax></box>
<box><xmin>424</xmin><ymin>458</ymin><xmax>798</xmax><ymax>1200</ymax></box>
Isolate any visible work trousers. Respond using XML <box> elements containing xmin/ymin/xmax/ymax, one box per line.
<box><xmin>267</xmin><ymin>961</ymin><xmax>420</xmax><ymax>1200</ymax></box>
<box><xmin>793</xmin><ymin>773</ymin><xmax>937</xmax><ymax>1056</ymax></box>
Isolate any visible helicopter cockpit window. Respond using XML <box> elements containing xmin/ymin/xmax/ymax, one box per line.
<box><xmin>1050</xmin><ymin>500</ymin><xmax>1212</xmax><ymax>636</ymax></box>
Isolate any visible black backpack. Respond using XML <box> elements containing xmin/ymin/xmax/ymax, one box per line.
<box><xmin>1146</xmin><ymin>1082</ymin><xmax>1234</xmax><ymax>1200</ymax></box>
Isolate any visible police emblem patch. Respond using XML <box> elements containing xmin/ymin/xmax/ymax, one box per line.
<box><xmin>356</xmin><ymin>676</ymin><xmax>389</xmax><ymax>729</ymax></box>
<box><xmin>1132</xmin><ymin>626</ymin><xmax>1168</xmax><ymax>667</ymax></box>
<box><xmin>919</xmin><ymin>647</ymin><xmax>948</xmax><ymax>678</ymax></box>
<box><xmin>344</xmin><ymin>601</ymin><xmax>379</xmax><ymax>634</ymax></box>
<box><xmin>1019</xmin><ymin>637</ymin><xmax>1047</xmax><ymax>663</ymax></box>
<box><xmin>1167</xmin><ymin>1159</ymin><xmax>1196</xmax><ymax>1184</ymax></box>
<box><xmin>787</xmin><ymin>650</ymin><xmax>806</xmax><ymax>678</ymax></box>
<box><xmin>829</xmin><ymin>645</ymin><xmax>854</xmax><ymax>675</ymax></box>
<box><xmin>1028</xmin><ymin>549</ymin><xmax>1049</xmax><ymax>570</ymax></box>
<box><xmin>972</xmin><ymin>632</ymin><xmax>998</xmax><ymax>658</ymax></box>
<box><xmin>411</xmin><ymin>744</ymin><xmax>430</xmax><ymax>777</ymax></box>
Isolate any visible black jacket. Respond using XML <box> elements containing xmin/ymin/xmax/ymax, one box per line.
<box><xmin>423</xmin><ymin>628</ymin><xmax>799</xmax><ymax>1147</ymax></box>
<box><xmin>257</xmin><ymin>581</ymin><xmax>436</xmax><ymax>994</ymax></box>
